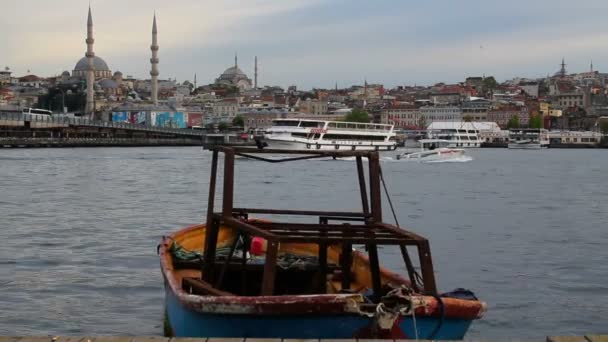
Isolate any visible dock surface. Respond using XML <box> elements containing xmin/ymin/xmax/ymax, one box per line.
<box><xmin>1</xmin><ymin>336</ymin><xmax>606</xmax><ymax>342</ymax></box>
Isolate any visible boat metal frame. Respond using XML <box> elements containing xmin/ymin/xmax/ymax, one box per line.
<box><xmin>202</xmin><ymin>147</ymin><xmax>438</xmax><ymax>300</ymax></box>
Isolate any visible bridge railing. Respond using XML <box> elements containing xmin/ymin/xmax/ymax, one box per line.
<box><xmin>0</xmin><ymin>112</ymin><xmax>206</xmax><ymax>136</ymax></box>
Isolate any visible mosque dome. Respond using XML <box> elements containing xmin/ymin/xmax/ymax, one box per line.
<box><xmin>215</xmin><ymin>60</ymin><xmax>252</xmax><ymax>90</ymax></box>
<box><xmin>221</xmin><ymin>66</ymin><xmax>246</xmax><ymax>77</ymax></box>
<box><xmin>74</xmin><ymin>56</ymin><xmax>110</xmax><ymax>72</ymax></box>
<box><xmin>61</xmin><ymin>70</ymin><xmax>70</xmax><ymax>76</ymax></box>
<box><xmin>73</xmin><ymin>56</ymin><xmax>112</xmax><ymax>79</ymax></box>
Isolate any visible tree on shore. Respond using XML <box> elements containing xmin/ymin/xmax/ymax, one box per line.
<box><xmin>528</xmin><ymin>114</ymin><xmax>543</xmax><ymax>128</ymax></box>
<box><xmin>344</xmin><ymin>109</ymin><xmax>370</xmax><ymax>123</ymax></box>
<box><xmin>418</xmin><ymin>115</ymin><xmax>427</xmax><ymax>129</ymax></box>
<box><xmin>507</xmin><ymin>115</ymin><xmax>520</xmax><ymax>129</ymax></box>
<box><xmin>232</xmin><ymin>115</ymin><xmax>244</xmax><ymax>127</ymax></box>
<box><xmin>218</xmin><ymin>122</ymin><xmax>229</xmax><ymax>131</ymax></box>
<box><xmin>482</xmin><ymin>76</ymin><xmax>498</xmax><ymax>92</ymax></box>
<box><xmin>600</xmin><ymin>121</ymin><xmax>608</xmax><ymax>135</ymax></box>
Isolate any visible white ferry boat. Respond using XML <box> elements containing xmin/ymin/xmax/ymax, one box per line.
<box><xmin>263</xmin><ymin>119</ymin><xmax>397</xmax><ymax>151</ymax></box>
<box><xmin>395</xmin><ymin>139</ymin><xmax>466</xmax><ymax>161</ymax></box>
<box><xmin>508</xmin><ymin>128</ymin><xmax>550</xmax><ymax>149</ymax></box>
<box><xmin>426</xmin><ymin>121</ymin><xmax>492</xmax><ymax>148</ymax></box>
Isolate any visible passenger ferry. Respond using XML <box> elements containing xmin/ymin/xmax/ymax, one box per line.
<box><xmin>508</xmin><ymin>128</ymin><xmax>550</xmax><ymax>149</ymax></box>
<box><xmin>426</xmin><ymin>122</ymin><xmax>489</xmax><ymax>148</ymax></box>
<box><xmin>263</xmin><ymin>119</ymin><xmax>397</xmax><ymax>151</ymax></box>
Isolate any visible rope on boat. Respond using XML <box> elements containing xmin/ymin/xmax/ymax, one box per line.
<box><xmin>378</xmin><ymin>165</ymin><xmax>425</xmax><ymax>289</ymax></box>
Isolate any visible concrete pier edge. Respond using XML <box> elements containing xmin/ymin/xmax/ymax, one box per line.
<box><xmin>0</xmin><ymin>336</ymin><xmax>606</xmax><ymax>342</ymax></box>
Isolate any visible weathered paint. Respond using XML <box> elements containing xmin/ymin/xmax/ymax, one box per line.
<box><xmin>160</xmin><ymin>225</ymin><xmax>485</xmax><ymax>319</ymax></box>
<box><xmin>165</xmin><ymin>284</ymin><xmax>472</xmax><ymax>339</ymax></box>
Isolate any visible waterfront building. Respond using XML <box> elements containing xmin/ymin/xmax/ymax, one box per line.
<box><xmin>420</xmin><ymin>105</ymin><xmax>462</xmax><ymax>123</ymax></box>
<box><xmin>461</xmin><ymin>98</ymin><xmax>491</xmax><ymax>121</ymax></box>
<box><xmin>17</xmin><ymin>75</ymin><xmax>46</xmax><ymax>88</ymax></box>
<box><xmin>237</xmin><ymin>106</ymin><xmax>290</xmax><ymax>131</ymax></box>
<box><xmin>547</xmin><ymin>130</ymin><xmax>603</xmax><ymax>145</ymax></box>
<box><xmin>465</xmin><ymin>77</ymin><xmax>484</xmax><ymax>93</ymax></box>
<box><xmin>520</xmin><ymin>82</ymin><xmax>539</xmax><ymax>98</ymax></box>
<box><xmin>556</xmin><ymin>93</ymin><xmax>584</xmax><ymax>108</ymax></box>
<box><xmin>487</xmin><ymin>105</ymin><xmax>530</xmax><ymax>128</ymax></box>
<box><xmin>297</xmin><ymin>98</ymin><xmax>328</xmax><ymax>115</ymax></box>
<box><xmin>381</xmin><ymin>105</ymin><xmax>420</xmax><ymax>129</ymax></box>
<box><xmin>212</xmin><ymin>98</ymin><xmax>240</xmax><ymax>118</ymax></box>
<box><xmin>0</xmin><ymin>68</ymin><xmax>12</xmax><ymax>86</ymax></box>
<box><xmin>215</xmin><ymin>54</ymin><xmax>253</xmax><ymax>90</ymax></box>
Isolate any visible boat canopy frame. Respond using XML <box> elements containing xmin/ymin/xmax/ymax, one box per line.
<box><xmin>202</xmin><ymin>146</ymin><xmax>438</xmax><ymax>299</ymax></box>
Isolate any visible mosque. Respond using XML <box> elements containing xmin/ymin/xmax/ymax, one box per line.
<box><xmin>215</xmin><ymin>54</ymin><xmax>255</xmax><ymax>90</ymax></box>
<box><xmin>61</xmin><ymin>6</ymin><xmax>258</xmax><ymax>117</ymax></box>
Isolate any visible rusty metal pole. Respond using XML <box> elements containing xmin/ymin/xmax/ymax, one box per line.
<box><xmin>203</xmin><ymin>150</ymin><xmax>219</xmax><ymax>281</ymax></box>
<box><xmin>205</xmin><ymin>150</ymin><xmax>218</xmax><ymax>228</ymax></box>
<box><xmin>222</xmin><ymin>148</ymin><xmax>235</xmax><ymax>218</ymax></box>
<box><xmin>340</xmin><ymin>240</ymin><xmax>352</xmax><ymax>291</ymax></box>
<box><xmin>356</xmin><ymin>156</ymin><xmax>370</xmax><ymax>217</ymax></box>
<box><xmin>367</xmin><ymin>152</ymin><xmax>383</xmax><ymax>300</ymax></box>
<box><xmin>261</xmin><ymin>239</ymin><xmax>279</xmax><ymax>295</ymax></box>
<box><xmin>368</xmin><ymin>152</ymin><xmax>382</xmax><ymax>223</ymax></box>
<box><xmin>418</xmin><ymin>240</ymin><xmax>438</xmax><ymax>295</ymax></box>
<box><xmin>318</xmin><ymin>217</ymin><xmax>328</xmax><ymax>293</ymax></box>
<box><xmin>399</xmin><ymin>245</ymin><xmax>420</xmax><ymax>292</ymax></box>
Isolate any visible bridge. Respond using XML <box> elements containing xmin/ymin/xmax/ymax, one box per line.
<box><xmin>0</xmin><ymin>112</ymin><xmax>253</xmax><ymax>148</ymax></box>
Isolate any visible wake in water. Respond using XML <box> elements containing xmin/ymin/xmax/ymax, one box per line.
<box><xmin>419</xmin><ymin>155</ymin><xmax>474</xmax><ymax>163</ymax></box>
<box><xmin>326</xmin><ymin>155</ymin><xmax>473</xmax><ymax>163</ymax></box>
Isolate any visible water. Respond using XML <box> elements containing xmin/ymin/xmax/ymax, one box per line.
<box><xmin>1</xmin><ymin>147</ymin><xmax>607</xmax><ymax>337</ymax></box>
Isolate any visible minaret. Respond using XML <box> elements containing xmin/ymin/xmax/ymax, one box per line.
<box><xmin>254</xmin><ymin>56</ymin><xmax>258</xmax><ymax>89</ymax></box>
<box><xmin>590</xmin><ymin>60</ymin><xmax>594</xmax><ymax>73</ymax></box>
<box><xmin>559</xmin><ymin>58</ymin><xmax>567</xmax><ymax>78</ymax></box>
<box><xmin>85</xmin><ymin>5</ymin><xmax>95</xmax><ymax>115</ymax></box>
<box><xmin>150</xmin><ymin>13</ymin><xmax>159</xmax><ymax>106</ymax></box>
<box><xmin>235</xmin><ymin>53</ymin><xmax>238</xmax><ymax>68</ymax></box>
<box><xmin>194</xmin><ymin>73</ymin><xmax>197</xmax><ymax>89</ymax></box>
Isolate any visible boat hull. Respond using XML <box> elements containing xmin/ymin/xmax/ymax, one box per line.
<box><xmin>264</xmin><ymin>139</ymin><xmax>396</xmax><ymax>151</ymax></box>
<box><xmin>397</xmin><ymin>148</ymin><xmax>466</xmax><ymax>162</ymax></box>
<box><xmin>164</xmin><ymin>280</ymin><xmax>473</xmax><ymax>339</ymax></box>
<box><xmin>160</xmin><ymin>224</ymin><xmax>484</xmax><ymax>340</ymax></box>
<box><xmin>507</xmin><ymin>143</ymin><xmax>548</xmax><ymax>149</ymax></box>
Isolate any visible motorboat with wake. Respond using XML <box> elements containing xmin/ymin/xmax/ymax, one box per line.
<box><xmin>395</xmin><ymin>139</ymin><xmax>466</xmax><ymax>162</ymax></box>
<box><xmin>159</xmin><ymin>147</ymin><xmax>485</xmax><ymax>339</ymax></box>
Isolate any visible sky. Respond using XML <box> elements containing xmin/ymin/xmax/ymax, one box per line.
<box><xmin>2</xmin><ymin>0</ymin><xmax>608</xmax><ymax>89</ymax></box>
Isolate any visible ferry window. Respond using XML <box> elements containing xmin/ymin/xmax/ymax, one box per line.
<box><xmin>300</xmin><ymin>121</ymin><xmax>322</xmax><ymax>128</ymax></box>
<box><xmin>274</xmin><ymin>120</ymin><xmax>299</xmax><ymax>126</ymax></box>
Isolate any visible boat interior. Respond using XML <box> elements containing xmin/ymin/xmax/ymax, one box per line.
<box><xmin>164</xmin><ymin>147</ymin><xmax>439</xmax><ymax>302</ymax></box>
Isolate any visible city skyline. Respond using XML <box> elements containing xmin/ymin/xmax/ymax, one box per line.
<box><xmin>2</xmin><ymin>0</ymin><xmax>608</xmax><ymax>89</ymax></box>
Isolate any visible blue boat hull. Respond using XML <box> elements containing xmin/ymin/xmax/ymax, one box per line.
<box><xmin>164</xmin><ymin>285</ymin><xmax>473</xmax><ymax>339</ymax></box>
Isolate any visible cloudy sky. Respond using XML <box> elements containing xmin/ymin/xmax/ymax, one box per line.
<box><xmin>2</xmin><ymin>0</ymin><xmax>607</xmax><ymax>89</ymax></box>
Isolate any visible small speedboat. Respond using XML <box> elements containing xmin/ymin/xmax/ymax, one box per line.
<box><xmin>395</xmin><ymin>139</ymin><xmax>466</xmax><ymax>162</ymax></box>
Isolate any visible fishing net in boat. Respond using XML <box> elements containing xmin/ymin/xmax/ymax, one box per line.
<box><xmin>169</xmin><ymin>239</ymin><xmax>321</xmax><ymax>270</ymax></box>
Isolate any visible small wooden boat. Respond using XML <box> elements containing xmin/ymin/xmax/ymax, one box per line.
<box><xmin>159</xmin><ymin>147</ymin><xmax>486</xmax><ymax>339</ymax></box>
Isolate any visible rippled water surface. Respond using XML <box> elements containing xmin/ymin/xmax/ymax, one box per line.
<box><xmin>1</xmin><ymin>147</ymin><xmax>607</xmax><ymax>337</ymax></box>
